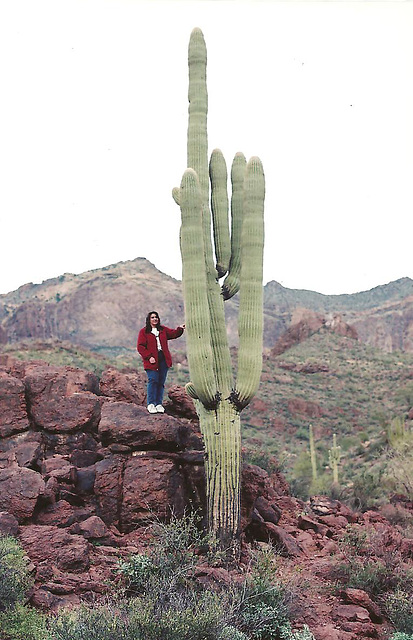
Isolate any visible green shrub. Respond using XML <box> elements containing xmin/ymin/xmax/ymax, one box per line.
<box><xmin>283</xmin><ymin>627</ymin><xmax>315</xmax><ymax>640</ymax></box>
<box><xmin>0</xmin><ymin>535</ymin><xmax>33</xmax><ymax>611</ymax></box>
<box><xmin>389</xmin><ymin>634</ymin><xmax>413</xmax><ymax>640</ymax></box>
<box><xmin>349</xmin><ymin>469</ymin><xmax>385</xmax><ymax>511</ymax></box>
<box><xmin>49</xmin><ymin>600</ymin><xmax>131</xmax><ymax>640</ymax></box>
<box><xmin>228</xmin><ymin>548</ymin><xmax>298</xmax><ymax>640</ymax></box>
<box><xmin>0</xmin><ymin>603</ymin><xmax>49</xmax><ymax>640</ymax></box>
<box><xmin>49</xmin><ymin>591</ymin><xmax>226</xmax><ymax>640</ymax></box>
<box><xmin>50</xmin><ymin>516</ymin><xmax>314</xmax><ymax>640</ymax></box>
<box><xmin>382</xmin><ymin>589</ymin><xmax>413</xmax><ymax>635</ymax></box>
<box><xmin>218</xmin><ymin>626</ymin><xmax>249</xmax><ymax>640</ymax></box>
<box><xmin>336</xmin><ymin>558</ymin><xmax>391</xmax><ymax>595</ymax></box>
<box><xmin>243</xmin><ymin>448</ymin><xmax>281</xmax><ymax>475</ymax></box>
<box><xmin>118</xmin><ymin>511</ymin><xmax>202</xmax><ymax>598</ymax></box>
<box><xmin>290</xmin><ymin>451</ymin><xmax>313</xmax><ymax>500</ymax></box>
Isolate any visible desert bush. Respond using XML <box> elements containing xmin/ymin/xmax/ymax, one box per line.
<box><xmin>0</xmin><ymin>535</ymin><xmax>33</xmax><ymax>611</ymax></box>
<box><xmin>118</xmin><ymin>511</ymin><xmax>202</xmax><ymax>598</ymax></box>
<box><xmin>49</xmin><ymin>600</ymin><xmax>130</xmax><ymax>640</ymax></box>
<box><xmin>227</xmin><ymin>548</ymin><xmax>299</xmax><ymax>640</ymax></box>
<box><xmin>0</xmin><ymin>537</ymin><xmax>47</xmax><ymax>640</ymax></box>
<box><xmin>218</xmin><ymin>626</ymin><xmax>249</xmax><ymax>640</ymax></box>
<box><xmin>49</xmin><ymin>592</ymin><xmax>225</xmax><ymax>640</ymax></box>
<box><xmin>381</xmin><ymin>589</ymin><xmax>413</xmax><ymax>635</ymax></box>
<box><xmin>380</xmin><ymin>503</ymin><xmax>413</xmax><ymax>538</ymax></box>
<box><xmin>118</xmin><ymin>515</ymin><xmax>313</xmax><ymax>640</ymax></box>
<box><xmin>243</xmin><ymin>448</ymin><xmax>282</xmax><ymax>475</ymax></box>
<box><xmin>290</xmin><ymin>451</ymin><xmax>313</xmax><ymax>500</ymax></box>
<box><xmin>0</xmin><ymin>603</ymin><xmax>49</xmax><ymax>640</ymax></box>
<box><xmin>349</xmin><ymin>469</ymin><xmax>385</xmax><ymax>511</ymax></box>
<box><xmin>385</xmin><ymin>446</ymin><xmax>413</xmax><ymax>501</ymax></box>
<box><xmin>335</xmin><ymin>525</ymin><xmax>413</xmax><ymax>597</ymax></box>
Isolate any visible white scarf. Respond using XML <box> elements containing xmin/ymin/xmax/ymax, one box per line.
<box><xmin>151</xmin><ymin>327</ymin><xmax>162</xmax><ymax>351</ymax></box>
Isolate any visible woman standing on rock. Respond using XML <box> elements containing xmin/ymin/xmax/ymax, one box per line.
<box><xmin>137</xmin><ymin>311</ymin><xmax>185</xmax><ymax>414</ymax></box>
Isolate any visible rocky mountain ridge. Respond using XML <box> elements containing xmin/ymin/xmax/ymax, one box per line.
<box><xmin>0</xmin><ymin>258</ymin><xmax>412</xmax><ymax>354</ymax></box>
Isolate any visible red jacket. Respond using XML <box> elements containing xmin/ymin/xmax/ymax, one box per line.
<box><xmin>137</xmin><ymin>325</ymin><xmax>184</xmax><ymax>370</ymax></box>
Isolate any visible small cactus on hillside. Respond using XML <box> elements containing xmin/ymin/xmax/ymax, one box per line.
<box><xmin>329</xmin><ymin>433</ymin><xmax>341</xmax><ymax>485</ymax></box>
<box><xmin>309</xmin><ymin>424</ymin><xmax>318</xmax><ymax>482</ymax></box>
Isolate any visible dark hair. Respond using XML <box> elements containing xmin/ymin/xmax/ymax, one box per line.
<box><xmin>145</xmin><ymin>311</ymin><xmax>163</xmax><ymax>333</ymax></box>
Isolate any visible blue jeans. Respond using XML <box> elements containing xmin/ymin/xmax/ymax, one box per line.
<box><xmin>146</xmin><ymin>352</ymin><xmax>169</xmax><ymax>406</ymax></box>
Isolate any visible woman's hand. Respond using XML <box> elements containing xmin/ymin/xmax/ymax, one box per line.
<box><xmin>179</xmin><ymin>324</ymin><xmax>186</xmax><ymax>330</ymax></box>
<box><xmin>149</xmin><ymin>356</ymin><xmax>156</xmax><ymax>364</ymax></box>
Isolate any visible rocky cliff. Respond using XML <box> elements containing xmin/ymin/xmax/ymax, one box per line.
<box><xmin>0</xmin><ymin>258</ymin><xmax>412</xmax><ymax>354</ymax></box>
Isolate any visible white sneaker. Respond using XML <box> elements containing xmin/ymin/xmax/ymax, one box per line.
<box><xmin>147</xmin><ymin>404</ymin><xmax>157</xmax><ymax>414</ymax></box>
<box><xmin>156</xmin><ymin>404</ymin><xmax>165</xmax><ymax>413</ymax></box>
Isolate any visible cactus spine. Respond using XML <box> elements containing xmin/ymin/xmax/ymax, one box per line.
<box><xmin>175</xmin><ymin>28</ymin><xmax>265</xmax><ymax>545</ymax></box>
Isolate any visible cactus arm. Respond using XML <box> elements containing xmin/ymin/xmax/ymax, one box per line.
<box><xmin>235</xmin><ymin>156</ymin><xmax>265</xmax><ymax>409</ymax></box>
<box><xmin>179</xmin><ymin>168</ymin><xmax>217</xmax><ymax>408</ymax></box>
<box><xmin>222</xmin><ymin>152</ymin><xmax>247</xmax><ymax>300</ymax></box>
<box><xmin>187</xmin><ymin>27</ymin><xmax>209</xmax><ymax>205</ymax></box>
<box><xmin>172</xmin><ymin>187</ymin><xmax>180</xmax><ymax>206</ymax></box>
<box><xmin>185</xmin><ymin>381</ymin><xmax>199</xmax><ymax>399</ymax></box>
<box><xmin>210</xmin><ymin>148</ymin><xmax>230</xmax><ymax>277</ymax></box>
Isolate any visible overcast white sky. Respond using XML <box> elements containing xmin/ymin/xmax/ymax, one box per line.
<box><xmin>1</xmin><ymin>0</ymin><xmax>412</xmax><ymax>296</ymax></box>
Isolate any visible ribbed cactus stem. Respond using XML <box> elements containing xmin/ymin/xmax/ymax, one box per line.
<box><xmin>179</xmin><ymin>169</ymin><xmax>217</xmax><ymax>408</ymax></box>
<box><xmin>236</xmin><ymin>156</ymin><xmax>265</xmax><ymax>408</ymax></box>
<box><xmin>185</xmin><ymin>382</ymin><xmax>199</xmax><ymax>400</ymax></box>
<box><xmin>329</xmin><ymin>433</ymin><xmax>341</xmax><ymax>484</ymax></box>
<box><xmin>222</xmin><ymin>152</ymin><xmax>247</xmax><ymax>300</ymax></box>
<box><xmin>198</xmin><ymin>401</ymin><xmax>241</xmax><ymax>543</ymax></box>
<box><xmin>210</xmin><ymin>148</ymin><xmax>230</xmax><ymax>277</ymax></box>
<box><xmin>309</xmin><ymin>424</ymin><xmax>318</xmax><ymax>481</ymax></box>
<box><xmin>188</xmin><ymin>27</ymin><xmax>209</xmax><ymax>205</ymax></box>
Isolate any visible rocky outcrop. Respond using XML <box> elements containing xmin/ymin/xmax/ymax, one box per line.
<box><xmin>271</xmin><ymin>311</ymin><xmax>358</xmax><ymax>357</ymax></box>
<box><xmin>0</xmin><ymin>356</ymin><xmax>207</xmax><ymax>609</ymax></box>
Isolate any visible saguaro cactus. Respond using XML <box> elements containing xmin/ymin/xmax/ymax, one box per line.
<box><xmin>309</xmin><ymin>424</ymin><xmax>318</xmax><ymax>482</ymax></box>
<box><xmin>329</xmin><ymin>433</ymin><xmax>341</xmax><ymax>485</ymax></box>
<box><xmin>174</xmin><ymin>28</ymin><xmax>265</xmax><ymax>545</ymax></box>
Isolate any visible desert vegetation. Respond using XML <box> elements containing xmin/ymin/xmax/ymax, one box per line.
<box><xmin>0</xmin><ymin>516</ymin><xmax>316</xmax><ymax>640</ymax></box>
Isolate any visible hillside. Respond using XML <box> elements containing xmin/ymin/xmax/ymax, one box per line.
<box><xmin>241</xmin><ymin>328</ymin><xmax>413</xmax><ymax>504</ymax></box>
<box><xmin>0</xmin><ymin>257</ymin><xmax>412</xmax><ymax>354</ymax></box>
<box><xmin>263</xmin><ymin>277</ymin><xmax>413</xmax><ymax>352</ymax></box>
<box><xmin>3</xmin><ymin>326</ymin><xmax>413</xmax><ymax>510</ymax></box>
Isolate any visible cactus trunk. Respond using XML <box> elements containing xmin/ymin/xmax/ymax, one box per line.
<box><xmin>197</xmin><ymin>400</ymin><xmax>241</xmax><ymax>543</ymax></box>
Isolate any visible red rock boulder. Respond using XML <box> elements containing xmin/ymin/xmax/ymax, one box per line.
<box><xmin>25</xmin><ymin>364</ymin><xmax>101</xmax><ymax>433</ymax></box>
<box><xmin>99</xmin><ymin>367</ymin><xmax>146</xmax><ymax>405</ymax></box>
<box><xmin>0</xmin><ymin>371</ymin><xmax>30</xmax><ymax>437</ymax></box>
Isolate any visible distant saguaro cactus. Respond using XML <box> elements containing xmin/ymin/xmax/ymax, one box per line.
<box><xmin>174</xmin><ymin>28</ymin><xmax>265</xmax><ymax>545</ymax></box>
<box><xmin>329</xmin><ymin>433</ymin><xmax>341</xmax><ymax>485</ymax></box>
<box><xmin>309</xmin><ymin>424</ymin><xmax>318</xmax><ymax>482</ymax></box>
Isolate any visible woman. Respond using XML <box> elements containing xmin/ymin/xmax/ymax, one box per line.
<box><xmin>137</xmin><ymin>311</ymin><xmax>185</xmax><ymax>413</ymax></box>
